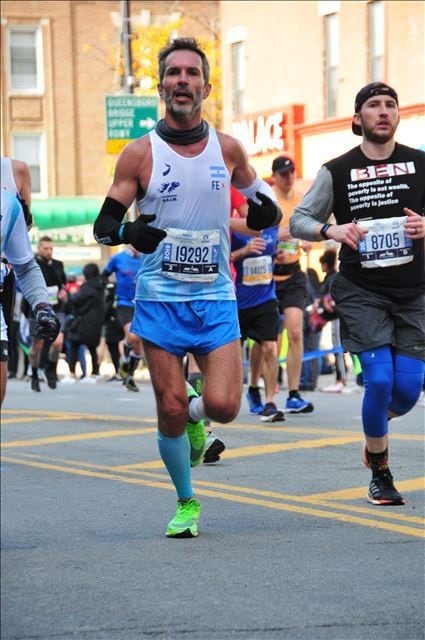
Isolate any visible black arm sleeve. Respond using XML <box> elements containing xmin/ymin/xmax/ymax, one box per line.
<box><xmin>93</xmin><ymin>197</ymin><xmax>128</xmax><ymax>245</ymax></box>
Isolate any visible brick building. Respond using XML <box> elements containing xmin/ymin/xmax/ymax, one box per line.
<box><xmin>1</xmin><ymin>0</ymin><xmax>423</xmax><ymax>269</ymax></box>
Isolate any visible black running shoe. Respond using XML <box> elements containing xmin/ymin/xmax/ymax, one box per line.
<box><xmin>203</xmin><ymin>432</ymin><xmax>225</xmax><ymax>464</ymax></box>
<box><xmin>46</xmin><ymin>373</ymin><xmax>57</xmax><ymax>389</ymax></box>
<box><xmin>367</xmin><ymin>471</ymin><xmax>405</xmax><ymax>506</ymax></box>
<box><xmin>260</xmin><ymin>402</ymin><xmax>285</xmax><ymax>422</ymax></box>
<box><xmin>31</xmin><ymin>377</ymin><xmax>41</xmax><ymax>393</ymax></box>
<box><xmin>126</xmin><ymin>377</ymin><xmax>139</xmax><ymax>392</ymax></box>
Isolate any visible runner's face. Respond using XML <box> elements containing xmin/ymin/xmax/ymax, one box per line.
<box><xmin>355</xmin><ymin>95</ymin><xmax>399</xmax><ymax>143</ymax></box>
<box><xmin>274</xmin><ymin>170</ymin><xmax>295</xmax><ymax>193</ymax></box>
<box><xmin>158</xmin><ymin>50</ymin><xmax>211</xmax><ymax>120</ymax></box>
<box><xmin>38</xmin><ymin>241</ymin><xmax>53</xmax><ymax>261</ymax></box>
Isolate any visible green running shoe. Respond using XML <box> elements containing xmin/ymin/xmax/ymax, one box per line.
<box><xmin>185</xmin><ymin>382</ymin><xmax>207</xmax><ymax>467</ymax></box>
<box><xmin>166</xmin><ymin>498</ymin><xmax>202</xmax><ymax>538</ymax></box>
<box><xmin>118</xmin><ymin>359</ymin><xmax>129</xmax><ymax>380</ymax></box>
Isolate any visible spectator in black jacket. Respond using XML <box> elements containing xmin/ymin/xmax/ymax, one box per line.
<box><xmin>26</xmin><ymin>236</ymin><xmax>68</xmax><ymax>392</ymax></box>
<box><xmin>103</xmin><ymin>282</ymin><xmax>125</xmax><ymax>381</ymax></box>
<box><xmin>66</xmin><ymin>263</ymin><xmax>105</xmax><ymax>382</ymax></box>
<box><xmin>318</xmin><ymin>249</ymin><xmax>347</xmax><ymax>393</ymax></box>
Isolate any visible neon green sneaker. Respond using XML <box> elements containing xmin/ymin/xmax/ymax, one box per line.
<box><xmin>185</xmin><ymin>382</ymin><xmax>207</xmax><ymax>467</ymax></box>
<box><xmin>165</xmin><ymin>498</ymin><xmax>202</xmax><ymax>538</ymax></box>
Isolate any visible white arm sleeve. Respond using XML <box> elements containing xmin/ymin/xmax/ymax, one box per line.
<box><xmin>237</xmin><ymin>176</ymin><xmax>278</xmax><ymax>205</ymax></box>
<box><xmin>13</xmin><ymin>260</ymin><xmax>50</xmax><ymax>310</ymax></box>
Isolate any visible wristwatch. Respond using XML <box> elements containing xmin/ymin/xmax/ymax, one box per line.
<box><xmin>320</xmin><ymin>223</ymin><xmax>333</xmax><ymax>239</ymax></box>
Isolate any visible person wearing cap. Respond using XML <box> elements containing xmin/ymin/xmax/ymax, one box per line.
<box><xmin>271</xmin><ymin>155</ymin><xmax>314</xmax><ymax>414</ymax></box>
<box><xmin>289</xmin><ymin>82</ymin><xmax>425</xmax><ymax>506</ymax></box>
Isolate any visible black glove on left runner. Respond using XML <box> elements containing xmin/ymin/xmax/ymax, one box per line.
<box><xmin>246</xmin><ymin>192</ymin><xmax>282</xmax><ymax>231</ymax></box>
<box><xmin>121</xmin><ymin>214</ymin><xmax>167</xmax><ymax>254</ymax></box>
<box><xmin>35</xmin><ymin>304</ymin><xmax>60</xmax><ymax>342</ymax></box>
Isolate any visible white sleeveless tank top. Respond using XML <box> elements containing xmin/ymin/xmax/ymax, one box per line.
<box><xmin>1</xmin><ymin>157</ymin><xmax>18</xmax><ymax>195</ymax></box>
<box><xmin>135</xmin><ymin>128</ymin><xmax>235</xmax><ymax>302</ymax></box>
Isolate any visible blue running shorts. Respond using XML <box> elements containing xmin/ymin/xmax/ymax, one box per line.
<box><xmin>130</xmin><ymin>300</ymin><xmax>241</xmax><ymax>357</ymax></box>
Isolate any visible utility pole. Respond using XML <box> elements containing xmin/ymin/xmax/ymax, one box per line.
<box><xmin>121</xmin><ymin>0</ymin><xmax>134</xmax><ymax>94</ymax></box>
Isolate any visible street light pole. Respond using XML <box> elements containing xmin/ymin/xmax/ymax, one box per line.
<box><xmin>121</xmin><ymin>0</ymin><xmax>134</xmax><ymax>94</ymax></box>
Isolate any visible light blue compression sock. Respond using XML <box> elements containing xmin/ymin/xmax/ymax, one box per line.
<box><xmin>157</xmin><ymin>431</ymin><xmax>192</xmax><ymax>500</ymax></box>
<box><xmin>389</xmin><ymin>353</ymin><xmax>425</xmax><ymax>416</ymax></box>
<box><xmin>358</xmin><ymin>346</ymin><xmax>393</xmax><ymax>438</ymax></box>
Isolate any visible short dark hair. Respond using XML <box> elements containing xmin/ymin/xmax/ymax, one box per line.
<box><xmin>319</xmin><ymin>249</ymin><xmax>337</xmax><ymax>269</ymax></box>
<box><xmin>38</xmin><ymin>235</ymin><xmax>52</xmax><ymax>244</ymax></box>
<box><xmin>83</xmin><ymin>263</ymin><xmax>100</xmax><ymax>280</ymax></box>
<box><xmin>158</xmin><ymin>37</ymin><xmax>210</xmax><ymax>84</ymax></box>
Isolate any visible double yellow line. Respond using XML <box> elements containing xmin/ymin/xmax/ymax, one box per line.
<box><xmin>2</xmin><ymin>409</ymin><xmax>424</xmax><ymax>539</ymax></box>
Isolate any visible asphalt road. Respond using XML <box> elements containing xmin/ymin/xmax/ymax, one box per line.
<box><xmin>1</xmin><ymin>372</ymin><xmax>424</xmax><ymax>640</ymax></box>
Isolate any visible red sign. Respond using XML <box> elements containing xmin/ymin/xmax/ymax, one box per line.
<box><xmin>232</xmin><ymin>104</ymin><xmax>304</xmax><ymax>161</ymax></box>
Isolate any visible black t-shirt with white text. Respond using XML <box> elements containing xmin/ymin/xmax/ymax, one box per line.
<box><xmin>325</xmin><ymin>143</ymin><xmax>425</xmax><ymax>301</ymax></box>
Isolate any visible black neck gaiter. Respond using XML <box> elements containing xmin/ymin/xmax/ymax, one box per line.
<box><xmin>155</xmin><ymin>119</ymin><xmax>209</xmax><ymax>145</ymax></box>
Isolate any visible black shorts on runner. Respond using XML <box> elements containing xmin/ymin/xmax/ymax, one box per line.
<box><xmin>275</xmin><ymin>270</ymin><xmax>308</xmax><ymax>312</ymax></box>
<box><xmin>331</xmin><ymin>273</ymin><xmax>425</xmax><ymax>360</ymax></box>
<box><xmin>117</xmin><ymin>305</ymin><xmax>134</xmax><ymax>327</ymax></box>
<box><xmin>238</xmin><ymin>298</ymin><xmax>281</xmax><ymax>343</ymax></box>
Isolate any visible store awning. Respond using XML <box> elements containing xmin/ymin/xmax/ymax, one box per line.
<box><xmin>31</xmin><ymin>197</ymin><xmax>102</xmax><ymax>230</ymax></box>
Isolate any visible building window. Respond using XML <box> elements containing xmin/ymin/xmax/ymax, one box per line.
<box><xmin>368</xmin><ymin>1</ymin><xmax>384</xmax><ymax>81</ymax></box>
<box><xmin>12</xmin><ymin>134</ymin><xmax>45</xmax><ymax>195</ymax></box>
<box><xmin>231</xmin><ymin>41</ymin><xmax>245</xmax><ymax>115</ymax></box>
<box><xmin>325</xmin><ymin>13</ymin><xmax>339</xmax><ymax>118</ymax></box>
<box><xmin>8</xmin><ymin>26</ymin><xmax>43</xmax><ymax>92</ymax></box>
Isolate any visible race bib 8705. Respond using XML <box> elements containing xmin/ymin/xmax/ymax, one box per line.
<box><xmin>357</xmin><ymin>216</ymin><xmax>413</xmax><ymax>268</ymax></box>
<box><xmin>161</xmin><ymin>227</ymin><xmax>220</xmax><ymax>282</ymax></box>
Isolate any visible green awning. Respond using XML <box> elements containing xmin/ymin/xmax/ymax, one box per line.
<box><xmin>31</xmin><ymin>197</ymin><xmax>102</xmax><ymax>230</ymax></box>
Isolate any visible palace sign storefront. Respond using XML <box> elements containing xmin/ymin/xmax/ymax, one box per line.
<box><xmin>232</xmin><ymin>104</ymin><xmax>305</xmax><ymax>179</ymax></box>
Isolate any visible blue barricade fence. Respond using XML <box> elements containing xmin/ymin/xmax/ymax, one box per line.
<box><xmin>282</xmin><ymin>345</ymin><xmax>344</xmax><ymax>364</ymax></box>
<box><xmin>243</xmin><ymin>345</ymin><xmax>344</xmax><ymax>368</ymax></box>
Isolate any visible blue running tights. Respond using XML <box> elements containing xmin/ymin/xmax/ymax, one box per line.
<box><xmin>358</xmin><ymin>346</ymin><xmax>424</xmax><ymax>438</ymax></box>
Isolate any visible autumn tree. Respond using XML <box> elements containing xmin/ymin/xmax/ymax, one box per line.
<box><xmin>117</xmin><ymin>20</ymin><xmax>222</xmax><ymax>128</ymax></box>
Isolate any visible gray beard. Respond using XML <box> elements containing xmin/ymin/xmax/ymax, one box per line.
<box><xmin>163</xmin><ymin>91</ymin><xmax>202</xmax><ymax>121</ymax></box>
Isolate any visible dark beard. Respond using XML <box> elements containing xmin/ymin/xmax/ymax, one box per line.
<box><xmin>362</xmin><ymin>121</ymin><xmax>397</xmax><ymax>144</ymax></box>
<box><xmin>363</xmin><ymin>131</ymin><xmax>393</xmax><ymax>144</ymax></box>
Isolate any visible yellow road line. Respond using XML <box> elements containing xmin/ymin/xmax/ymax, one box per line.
<box><xmin>1</xmin><ymin>428</ymin><xmax>157</xmax><ymax>448</ymax></box>
<box><xmin>14</xmin><ymin>451</ymin><xmax>425</xmax><ymax>526</ymax></box>
<box><xmin>2</xmin><ymin>410</ymin><xmax>423</xmax><ymax>442</ymax></box>
<box><xmin>0</xmin><ymin>433</ymin><xmax>360</xmax><ymax>451</ymax></box>
<box><xmin>1</xmin><ymin>454</ymin><xmax>422</xmax><ymax>538</ymax></box>
<box><xmin>220</xmin><ymin>436</ymin><xmax>363</xmax><ymax>457</ymax></box>
<box><xmin>115</xmin><ymin>436</ymin><xmax>362</xmax><ymax>468</ymax></box>
<box><xmin>305</xmin><ymin>477</ymin><xmax>425</xmax><ymax>501</ymax></box>
<box><xmin>1</xmin><ymin>410</ymin><xmax>155</xmax><ymax>424</ymax></box>
<box><xmin>14</xmin><ymin>452</ymin><xmax>425</xmax><ymax>524</ymax></box>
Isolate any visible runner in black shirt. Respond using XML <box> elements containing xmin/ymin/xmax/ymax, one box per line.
<box><xmin>290</xmin><ymin>82</ymin><xmax>425</xmax><ymax>506</ymax></box>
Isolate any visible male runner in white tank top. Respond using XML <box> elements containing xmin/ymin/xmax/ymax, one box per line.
<box><xmin>1</xmin><ymin>156</ymin><xmax>33</xmax><ymax>227</ymax></box>
<box><xmin>94</xmin><ymin>37</ymin><xmax>282</xmax><ymax>538</ymax></box>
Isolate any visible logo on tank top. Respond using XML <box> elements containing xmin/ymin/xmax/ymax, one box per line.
<box><xmin>158</xmin><ymin>181</ymin><xmax>181</xmax><ymax>202</ymax></box>
<box><xmin>210</xmin><ymin>165</ymin><xmax>226</xmax><ymax>191</ymax></box>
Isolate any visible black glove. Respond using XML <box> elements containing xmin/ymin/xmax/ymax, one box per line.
<box><xmin>35</xmin><ymin>304</ymin><xmax>61</xmax><ymax>342</ymax></box>
<box><xmin>122</xmin><ymin>214</ymin><xmax>167</xmax><ymax>254</ymax></box>
<box><xmin>17</xmin><ymin>195</ymin><xmax>33</xmax><ymax>228</ymax></box>
<box><xmin>246</xmin><ymin>192</ymin><xmax>282</xmax><ymax>231</ymax></box>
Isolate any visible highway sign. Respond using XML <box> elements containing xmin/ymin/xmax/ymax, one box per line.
<box><xmin>105</xmin><ymin>95</ymin><xmax>158</xmax><ymax>154</ymax></box>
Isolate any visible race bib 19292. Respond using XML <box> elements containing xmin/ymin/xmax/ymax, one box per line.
<box><xmin>357</xmin><ymin>216</ymin><xmax>413</xmax><ymax>268</ymax></box>
<box><xmin>161</xmin><ymin>227</ymin><xmax>220</xmax><ymax>282</ymax></box>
